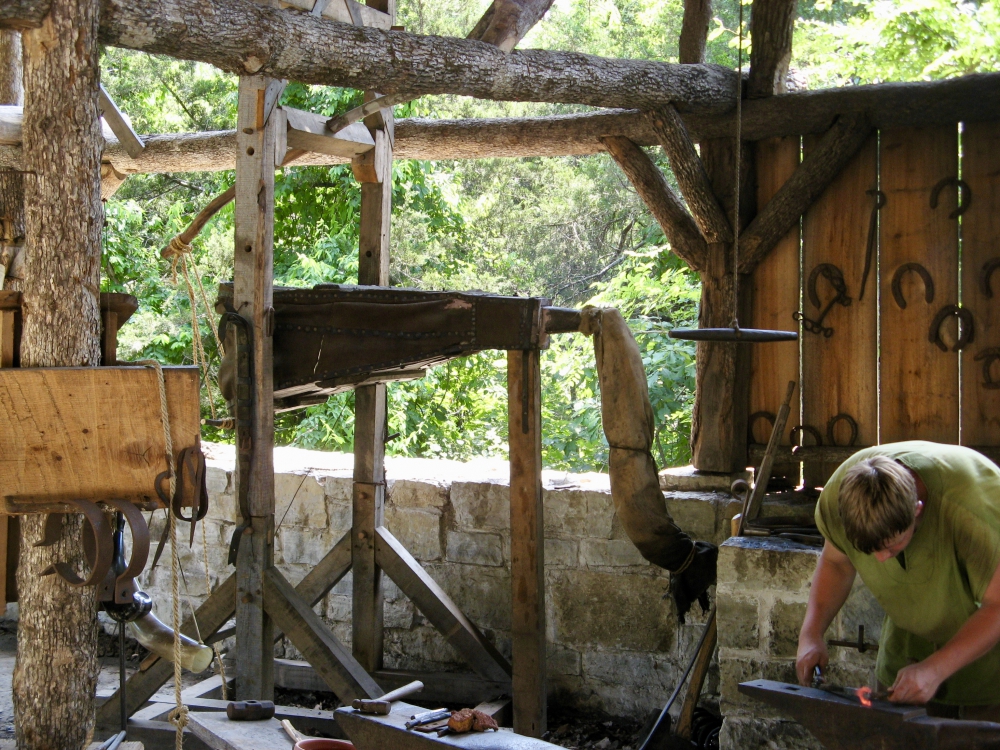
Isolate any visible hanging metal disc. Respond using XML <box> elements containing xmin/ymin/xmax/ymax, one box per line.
<box><xmin>668</xmin><ymin>327</ymin><xmax>798</xmax><ymax>342</ymax></box>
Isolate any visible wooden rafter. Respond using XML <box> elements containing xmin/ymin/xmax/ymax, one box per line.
<box><xmin>738</xmin><ymin>113</ymin><xmax>872</xmax><ymax>273</ymax></box>
<box><xmin>601</xmin><ymin>135</ymin><xmax>708</xmax><ymax>272</ymax></box>
<box><xmin>648</xmin><ymin>105</ymin><xmax>732</xmax><ymax>244</ymax></box>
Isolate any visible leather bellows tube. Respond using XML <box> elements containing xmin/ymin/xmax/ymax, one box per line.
<box><xmin>127</xmin><ymin>611</ymin><xmax>214</xmax><ymax>673</ymax></box>
<box><xmin>579</xmin><ymin>307</ymin><xmax>718</xmax><ymax>623</ymax></box>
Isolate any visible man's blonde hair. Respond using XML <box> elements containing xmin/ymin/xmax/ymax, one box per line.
<box><xmin>839</xmin><ymin>456</ymin><xmax>918</xmax><ymax>554</ymax></box>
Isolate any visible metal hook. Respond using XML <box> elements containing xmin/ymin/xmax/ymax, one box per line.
<box><xmin>891</xmin><ymin>263</ymin><xmax>935</xmax><ymax>310</ymax></box>
<box><xmin>37</xmin><ymin>499</ymin><xmax>114</xmax><ymax>588</ymax></box>
<box><xmin>930</xmin><ymin>177</ymin><xmax>972</xmax><ymax>219</ymax></box>
<box><xmin>929</xmin><ymin>305</ymin><xmax>975</xmax><ymax>352</ymax></box>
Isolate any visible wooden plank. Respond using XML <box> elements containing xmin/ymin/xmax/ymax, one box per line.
<box><xmin>282</xmin><ymin>106</ymin><xmax>374</xmax><ymax>158</ymax></box>
<box><xmin>294</xmin><ymin>528</ymin><xmax>352</xmax><ymax>606</ymax></box>
<box><xmin>374</xmin><ymin>526</ymin><xmax>512</xmax><ymax>683</ymax></box>
<box><xmin>801</xmin><ymin>133</ymin><xmax>878</xmax><ymax>484</ymax></box>
<box><xmin>234</xmin><ymin>73</ymin><xmax>278</xmax><ymax>700</ymax></box>
<box><xmin>506</xmin><ymin>348</ymin><xmax>545</xmax><ymax>738</ymax></box>
<box><xmin>0</xmin><ymin>366</ymin><xmax>199</xmax><ymax>507</ymax></box>
<box><xmin>96</xmin><ymin>573</ymin><xmax>238</xmax><ymax>727</ymax></box>
<box><xmin>262</xmin><ymin>566</ymin><xmax>383</xmax><ymax>700</ymax></box>
<box><xmin>749</xmin><ymin>136</ymin><xmax>800</xmax><ymax>478</ymax></box>
<box><xmin>880</xmin><ymin>125</ymin><xmax>960</xmax><ymax>443</ymax></box>
<box><xmin>135</xmin><ymin>695</ymin><xmax>338</xmax><ymax>737</ymax></box>
<box><xmin>960</xmin><ymin>121</ymin><xmax>1000</xmax><ymax>447</ymax></box>
<box><xmin>0</xmin><ymin>307</ymin><xmax>15</xmax><ymax>367</ymax></box>
<box><xmin>187</xmin><ymin>711</ymin><xmax>293</xmax><ymax>750</ymax></box>
<box><xmin>98</xmin><ymin>84</ymin><xmax>144</xmax><ymax>159</ymax></box>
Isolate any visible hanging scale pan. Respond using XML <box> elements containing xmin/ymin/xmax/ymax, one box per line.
<box><xmin>668</xmin><ymin>327</ymin><xmax>797</xmax><ymax>342</ymax></box>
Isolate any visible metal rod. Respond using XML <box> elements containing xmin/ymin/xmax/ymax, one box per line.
<box><xmin>119</xmin><ymin>620</ymin><xmax>127</xmax><ymax>737</ymax></box>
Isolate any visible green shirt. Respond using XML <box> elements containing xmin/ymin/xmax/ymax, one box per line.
<box><xmin>815</xmin><ymin>441</ymin><xmax>1000</xmax><ymax>705</ymax></box>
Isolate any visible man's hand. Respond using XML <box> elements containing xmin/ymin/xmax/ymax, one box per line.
<box><xmin>796</xmin><ymin>632</ymin><xmax>829</xmax><ymax>686</ymax></box>
<box><xmin>889</xmin><ymin>660</ymin><xmax>945</xmax><ymax>705</ymax></box>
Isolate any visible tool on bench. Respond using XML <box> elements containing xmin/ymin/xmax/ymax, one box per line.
<box><xmin>352</xmin><ymin>680</ymin><xmax>424</xmax><ymax>715</ymax></box>
<box><xmin>405</xmin><ymin>709</ymin><xmax>450</xmax><ymax>729</ymax></box>
<box><xmin>282</xmin><ymin>719</ymin><xmax>355</xmax><ymax>750</ymax></box>
<box><xmin>227</xmin><ymin>700</ymin><xmax>276</xmax><ymax>721</ymax></box>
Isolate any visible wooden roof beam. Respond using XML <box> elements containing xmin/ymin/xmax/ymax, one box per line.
<box><xmin>0</xmin><ymin>0</ymin><xmax>738</xmax><ymax>113</ymax></box>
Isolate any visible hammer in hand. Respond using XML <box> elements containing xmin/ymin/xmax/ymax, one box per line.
<box><xmin>352</xmin><ymin>680</ymin><xmax>425</xmax><ymax>715</ymax></box>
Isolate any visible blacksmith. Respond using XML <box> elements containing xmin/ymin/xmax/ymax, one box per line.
<box><xmin>796</xmin><ymin>441</ymin><xmax>1000</xmax><ymax>718</ymax></box>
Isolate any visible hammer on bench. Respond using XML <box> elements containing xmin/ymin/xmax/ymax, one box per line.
<box><xmin>352</xmin><ymin>680</ymin><xmax>425</xmax><ymax>715</ymax></box>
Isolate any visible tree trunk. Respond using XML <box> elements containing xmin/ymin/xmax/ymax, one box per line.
<box><xmin>1</xmin><ymin>0</ymin><xmax>739</xmax><ymax>113</ymax></box>
<box><xmin>12</xmin><ymin>0</ymin><xmax>103</xmax><ymax>747</ymax></box>
<box><xmin>0</xmin><ymin>29</ymin><xmax>23</xmax><ymax>293</ymax></box>
<box><xmin>747</xmin><ymin>0</ymin><xmax>797</xmax><ymax>98</ymax></box>
<box><xmin>467</xmin><ymin>0</ymin><xmax>555</xmax><ymax>52</ymax></box>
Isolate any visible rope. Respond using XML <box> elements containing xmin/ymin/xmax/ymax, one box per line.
<box><xmin>163</xmin><ymin>235</ymin><xmax>220</xmax><ymax>420</ymax></box>
<box><xmin>134</xmin><ymin>360</ymin><xmax>185</xmax><ymax>749</ymax></box>
<box><xmin>731</xmin><ymin>0</ymin><xmax>745</xmax><ymax>330</ymax></box>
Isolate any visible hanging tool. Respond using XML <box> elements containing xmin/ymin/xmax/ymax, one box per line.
<box><xmin>151</xmin><ymin>445</ymin><xmax>210</xmax><ymax>568</ymax></box>
<box><xmin>738</xmin><ymin>381</ymin><xmax>797</xmax><ymax>536</ymax></box>
<box><xmin>975</xmin><ymin>348</ymin><xmax>1000</xmax><ymax>389</ymax></box>
<box><xmin>891</xmin><ymin>262</ymin><xmax>935</xmax><ymax>309</ymax></box>
<box><xmin>858</xmin><ymin>190</ymin><xmax>885</xmax><ymax>302</ymax></box>
<box><xmin>794</xmin><ymin>264</ymin><xmax>851</xmax><ymax>338</ymax></box>
<box><xmin>930</xmin><ymin>176</ymin><xmax>972</xmax><ymax>219</ymax></box>
<box><xmin>219</xmin><ymin>311</ymin><xmax>255</xmax><ymax>565</ymax></box>
<box><xmin>929</xmin><ymin>305</ymin><xmax>974</xmax><ymax>352</ymax></box>
<box><xmin>352</xmin><ymin>680</ymin><xmax>424</xmax><ymax>715</ymax></box>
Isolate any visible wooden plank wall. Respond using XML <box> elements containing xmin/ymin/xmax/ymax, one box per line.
<box><xmin>749</xmin><ymin>136</ymin><xmax>800</xmax><ymax>480</ymax></box>
<box><xmin>749</xmin><ymin>121</ymin><xmax>1000</xmax><ymax>483</ymax></box>
<box><xmin>801</xmin><ymin>135</ymin><xmax>879</xmax><ymax>484</ymax></box>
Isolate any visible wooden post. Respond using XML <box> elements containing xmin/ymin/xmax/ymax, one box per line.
<box><xmin>233</xmin><ymin>74</ymin><xmax>278</xmax><ymax>700</ymax></box>
<box><xmin>352</xmin><ymin>0</ymin><xmax>393</xmax><ymax>671</ymax></box>
<box><xmin>508</xmin><ymin>349</ymin><xmax>545</xmax><ymax>737</ymax></box>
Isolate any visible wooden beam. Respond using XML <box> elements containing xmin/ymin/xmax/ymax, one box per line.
<box><xmin>97</xmin><ymin>83</ymin><xmax>144</xmax><ymax>158</ymax></box>
<box><xmin>466</xmin><ymin>0</ymin><xmax>554</xmax><ymax>53</ymax></box>
<box><xmin>294</xmin><ymin>529</ymin><xmax>353</xmax><ymax>606</ymax></box>
<box><xmin>648</xmin><ymin>105</ymin><xmax>731</xmax><ymax>244</ymax></box>
<box><xmin>374</xmin><ymin>526</ymin><xmax>512</xmax><ymax>683</ymax></box>
<box><xmin>262</xmin><ymin>566</ymin><xmax>383</xmax><ymax>701</ymax></box>
<box><xmin>281</xmin><ymin>105</ymin><xmax>374</xmax><ymax>158</ymax></box>
<box><xmin>601</xmin><ymin>136</ymin><xmax>707</xmax><ymax>273</ymax></box>
<box><xmin>738</xmin><ymin>113</ymin><xmax>872</xmax><ymax>273</ymax></box>
<box><xmin>747</xmin><ymin>0</ymin><xmax>797</xmax><ymax>99</ymax></box>
<box><xmin>507</xmin><ymin>348</ymin><xmax>545</xmax><ymax>738</ymax></box>
<box><xmin>233</xmin><ymin>74</ymin><xmax>278</xmax><ymax>701</ymax></box>
<box><xmin>1</xmin><ymin>0</ymin><xmax>739</xmax><ymax>114</ymax></box>
<box><xmin>272</xmin><ymin>660</ymin><xmax>511</xmax><ymax>705</ymax></box>
<box><xmin>96</xmin><ymin>573</ymin><xmax>238</xmax><ymax>727</ymax></box>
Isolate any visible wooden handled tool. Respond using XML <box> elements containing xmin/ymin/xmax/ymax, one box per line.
<box><xmin>351</xmin><ymin>680</ymin><xmax>425</xmax><ymax>715</ymax></box>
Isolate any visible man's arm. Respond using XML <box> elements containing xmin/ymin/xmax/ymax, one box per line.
<box><xmin>796</xmin><ymin>541</ymin><xmax>857</xmax><ymax>685</ymax></box>
<box><xmin>890</xmin><ymin>558</ymin><xmax>1000</xmax><ymax>704</ymax></box>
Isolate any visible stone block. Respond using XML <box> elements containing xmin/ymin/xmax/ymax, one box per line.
<box><xmin>837</xmin><ymin>581</ymin><xmax>885</xmax><ymax>644</ymax></box>
<box><xmin>384</xmin><ymin>598</ymin><xmax>415</xmax><ymax>629</ymax></box>
<box><xmin>324</xmin><ymin>476</ymin><xmax>354</xmax><ymax>504</ymax></box>
<box><xmin>424</xmin><ymin>563</ymin><xmax>511</xmax><ymax>632</ymax></box>
<box><xmin>718</xmin><ymin>655</ymin><xmax>798</xmax><ymax>717</ymax></box>
<box><xmin>549</xmin><ymin>569</ymin><xmax>673</xmax><ymax>651</ymax></box>
<box><xmin>664</xmin><ymin>492</ymin><xmax>727</xmax><ymax>544</ymax></box>
<box><xmin>325</xmin><ymin>594</ymin><xmax>352</xmax><ymax>622</ymax></box>
<box><xmin>275</xmin><ymin>472</ymin><xmax>328</xmax><ymax>528</ymax></box>
<box><xmin>717</xmin><ymin>537</ymin><xmax>819</xmax><ymax>593</ymax></box>
<box><xmin>717</xmin><ymin>596</ymin><xmax>759</xmax><ymax>650</ymax></box>
<box><xmin>446</xmin><ymin>531</ymin><xmax>504</xmax><ymax>566</ymax></box>
<box><xmin>383</xmin><ymin>624</ymin><xmax>464</xmax><ymax>671</ymax></box>
<box><xmin>547</xmin><ymin>644</ymin><xmax>582</xmax><ymax>676</ymax></box>
<box><xmin>768</xmin><ymin>599</ymin><xmax>808</xmax><ymax>657</ymax></box>
<box><xmin>582</xmin><ymin>650</ymin><xmax>673</xmax><ymax>692</ymax></box>
<box><xmin>545</xmin><ymin>489</ymin><xmax>613</xmax><ymax>538</ymax></box>
<box><xmin>389</xmin><ymin>478</ymin><xmax>448</xmax><ymax>509</ymax></box>
<box><xmin>579</xmin><ymin>539</ymin><xmax>647</xmax><ymax>568</ymax></box>
<box><xmin>278</xmin><ymin>526</ymin><xmax>340</xmax><ymax>567</ymax></box>
<box><xmin>331</xmin><ymin>570</ymin><xmax>352</xmax><ymax>596</ymax></box>
<box><xmin>385</xmin><ymin>506</ymin><xmax>442</xmax><ymax>561</ymax></box>
<box><xmin>544</xmin><ymin>538</ymin><xmax>578</xmax><ymax>567</ymax></box>
<box><xmin>451</xmin><ymin>481</ymin><xmax>509</xmax><ymax>532</ymax></box>
<box><xmin>206</xmin><ymin>466</ymin><xmax>232</xmax><ymax>495</ymax></box>
<box><xmin>719</xmin><ymin>716</ymin><xmax>823</xmax><ymax>750</ymax></box>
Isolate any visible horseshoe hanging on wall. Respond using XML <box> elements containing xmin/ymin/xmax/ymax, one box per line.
<box><xmin>790</xmin><ymin>425</ymin><xmax>823</xmax><ymax>449</ymax></box>
<box><xmin>747</xmin><ymin>411</ymin><xmax>776</xmax><ymax>445</ymax></box>
<box><xmin>36</xmin><ymin>499</ymin><xmax>114</xmax><ymax>588</ymax></box>
<box><xmin>891</xmin><ymin>263</ymin><xmax>935</xmax><ymax>310</ymax></box>
<box><xmin>930</xmin><ymin>177</ymin><xmax>972</xmax><ymax>219</ymax></box>
<box><xmin>975</xmin><ymin>348</ymin><xmax>1000</xmax><ymax>390</ymax></box>
<box><xmin>929</xmin><ymin>305</ymin><xmax>975</xmax><ymax>352</ymax></box>
<box><xmin>981</xmin><ymin>258</ymin><xmax>1000</xmax><ymax>300</ymax></box>
<box><xmin>827</xmin><ymin>413</ymin><xmax>859</xmax><ymax>447</ymax></box>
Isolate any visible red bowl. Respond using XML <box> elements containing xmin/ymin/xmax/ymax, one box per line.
<box><xmin>294</xmin><ymin>740</ymin><xmax>355</xmax><ymax>750</ymax></box>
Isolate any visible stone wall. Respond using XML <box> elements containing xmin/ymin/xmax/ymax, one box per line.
<box><xmin>716</xmin><ymin>536</ymin><xmax>884</xmax><ymax>749</ymax></box>
<box><xmin>137</xmin><ymin>444</ymin><xmax>742</xmax><ymax>718</ymax></box>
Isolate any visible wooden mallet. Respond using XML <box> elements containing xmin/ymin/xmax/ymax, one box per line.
<box><xmin>351</xmin><ymin>680</ymin><xmax>425</xmax><ymax>715</ymax></box>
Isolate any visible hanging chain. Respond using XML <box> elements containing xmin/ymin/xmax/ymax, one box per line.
<box><xmin>731</xmin><ymin>0</ymin><xmax>745</xmax><ymax>330</ymax></box>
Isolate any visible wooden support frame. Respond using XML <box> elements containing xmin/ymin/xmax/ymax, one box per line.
<box><xmin>233</xmin><ymin>73</ymin><xmax>279</xmax><ymax>701</ymax></box>
<box><xmin>507</xmin><ymin>349</ymin><xmax>546</xmax><ymax>737</ymax></box>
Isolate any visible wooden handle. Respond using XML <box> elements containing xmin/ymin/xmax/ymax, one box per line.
<box><xmin>281</xmin><ymin>719</ymin><xmax>305</xmax><ymax>743</ymax></box>
<box><xmin>379</xmin><ymin>680</ymin><xmax>424</xmax><ymax>703</ymax></box>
